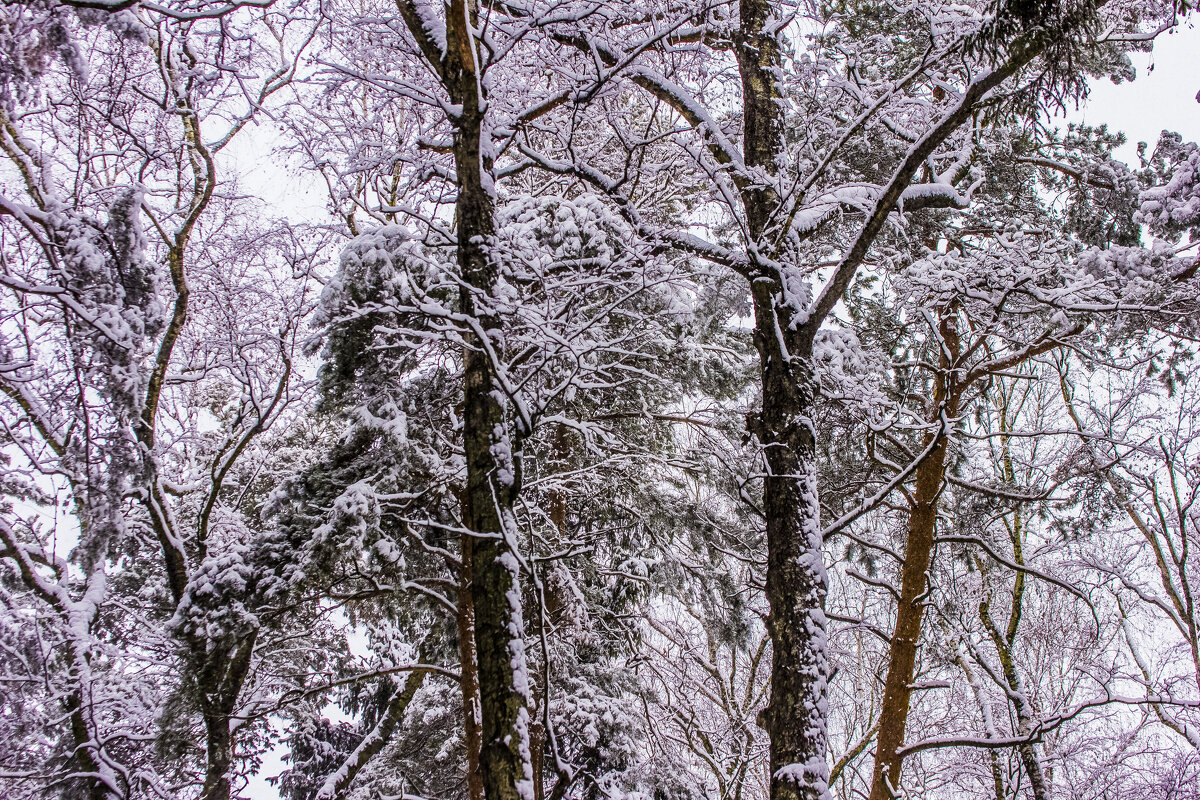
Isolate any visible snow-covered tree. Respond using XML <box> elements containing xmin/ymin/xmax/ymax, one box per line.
<box><xmin>3</xmin><ymin>3</ymin><xmax>1200</xmax><ymax>800</ymax></box>
<box><xmin>0</xmin><ymin>4</ymin><xmax>322</xmax><ymax>798</ymax></box>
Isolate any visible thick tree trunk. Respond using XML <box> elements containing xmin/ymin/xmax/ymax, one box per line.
<box><xmin>392</xmin><ymin>0</ymin><xmax>532</xmax><ymax>797</ymax></box>
<box><xmin>465</xmin><ymin>485</ymin><xmax>532</xmax><ymax>800</ymax></box>
<box><xmin>445</xmin><ymin>3</ymin><xmax>533</xmax><ymax>800</ymax></box>
<box><xmin>735</xmin><ymin>2</ymin><xmax>832</xmax><ymax>798</ymax></box>
<box><xmin>734</xmin><ymin>0</ymin><xmax>785</xmax><ymax>237</ymax></box>
<box><xmin>197</xmin><ymin>635</ymin><xmax>255</xmax><ymax>800</ymax></box>
<box><xmin>751</xmin><ymin>330</ymin><xmax>830</xmax><ymax>800</ymax></box>
<box><xmin>869</xmin><ymin>314</ymin><xmax>961</xmax><ymax>800</ymax></box>
<box><xmin>200</xmin><ymin>716</ymin><xmax>234</xmax><ymax>800</ymax></box>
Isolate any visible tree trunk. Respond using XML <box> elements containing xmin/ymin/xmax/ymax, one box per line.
<box><xmin>752</xmin><ymin>333</ymin><xmax>831</xmax><ymax>800</ymax></box>
<box><xmin>200</xmin><ymin>715</ymin><xmax>234</xmax><ymax>800</ymax></box>
<box><xmin>733</xmin><ymin>1</ymin><xmax>833</xmax><ymax>797</ymax></box>
<box><xmin>459</xmin><ymin>530</ymin><xmax>486</xmax><ymax>800</ymax></box>
<box><xmin>392</xmin><ymin>0</ymin><xmax>533</xmax><ymax>796</ymax></box>
<box><xmin>445</xmin><ymin>2</ymin><xmax>534</xmax><ymax>800</ymax></box>
<box><xmin>869</xmin><ymin>313</ymin><xmax>961</xmax><ymax>800</ymax></box>
<box><xmin>735</xmin><ymin>2</ymin><xmax>831</xmax><ymax>798</ymax></box>
<box><xmin>748</xmin><ymin>290</ymin><xmax>830</xmax><ymax>800</ymax></box>
<box><xmin>198</xmin><ymin>635</ymin><xmax>256</xmax><ymax>800</ymax></box>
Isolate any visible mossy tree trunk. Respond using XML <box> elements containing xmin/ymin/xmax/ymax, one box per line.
<box><xmin>395</xmin><ymin>2</ymin><xmax>534</xmax><ymax>799</ymax></box>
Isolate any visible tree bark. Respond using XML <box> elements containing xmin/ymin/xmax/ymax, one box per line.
<box><xmin>750</xmin><ymin>316</ymin><xmax>830</xmax><ymax>800</ymax></box>
<box><xmin>735</xmin><ymin>3</ymin><xmax>831</xmax><ymax>799</ymax></box>
<box><xmin>444</xmin><ymin>2</ymin><xmax>535</xmax><ymax>799</ymax></box>
<box><xmin>199</xmin><ymin>715</ymin><xmax>233</xmax><ymax>800</ymax></box>
<box><xmin>459</xmin><ymin>530</ymin><xmax>486</xmax><ymax>800</ymax></box>
<box><xmin>869</xmin><ymin>313</ymin><xmax>961</xmax><ymax>800</ymax></box>
<box><xmin>197</xmin><ymin>634</ymin><xmax>256</xmax><ymax>800</ymax></box>
<box><xmin>393</xmin><ymin>0</ymin><xmax>534</xmax><ymax>795</ymax></box>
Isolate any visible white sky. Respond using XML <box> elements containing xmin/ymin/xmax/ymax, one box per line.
<box><xmin>1068</xmin><ymin>20</ymin><xmax>1200</xmax><ymax>161</ymax></box>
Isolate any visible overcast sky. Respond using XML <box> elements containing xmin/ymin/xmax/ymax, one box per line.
<box><xmin>1069</xmin><ymin>19</ymin><xmax>1200</xmax><ymax>161</ymax></box>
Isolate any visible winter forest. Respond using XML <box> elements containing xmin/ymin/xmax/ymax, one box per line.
<box><xmin>3</xmin><ymin>0</ymin><xmax>1200</xmax><ymax>799</ymax></box>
